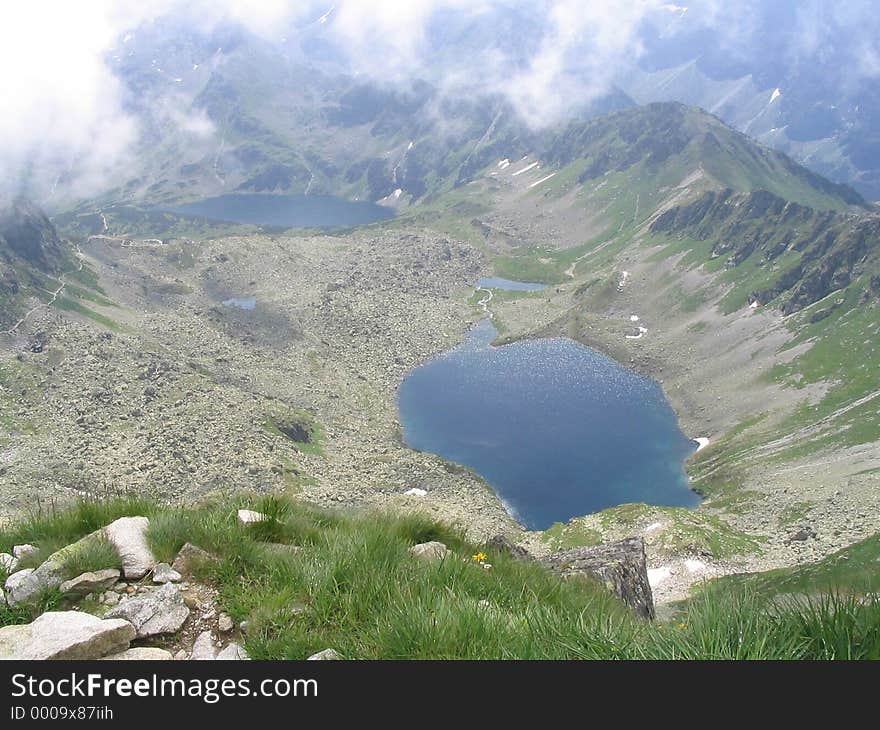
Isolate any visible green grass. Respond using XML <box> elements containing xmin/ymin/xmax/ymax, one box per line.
<box><xmin>263</xmin><ymin>410</ymin><xmax>325</xmax><ymax>456</ymax></box>
<box><xmin>59</xmin><ymin>535</ymin><xmax>122</xmax><ymax>579</ymax></box>
<box><xmin>0</xmin><ymin>496</ymin><xmax>156</xmax><ymax>557</ymax></box>
<box><xmin>2</xmin><ymin>495</ymin><xmax>879</xmax><ymax>659</ymax></box>
<box><xmin>52</xmin><ymin>295</ymin><xmax>122</xmax><ymax>332</ymax></box>
<box><xmin>588</xmin><ymin>503</ymin><xmax>764</xmax><ymax>560</ymax></box>
<box><xmin>708</xmin><ymin>533</ymin><xmax>880</xmax><ymax>599</ymax></box>
<box><xmin>540</xmin><ymin>521</ymin><xmax>602</xmax><ymax>551</ymax></box>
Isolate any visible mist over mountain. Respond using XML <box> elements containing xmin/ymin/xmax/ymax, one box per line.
<box><xmin>4</xmin><ymin>1</ymin><xmax>880</xmax><ymax>206</ymax></box>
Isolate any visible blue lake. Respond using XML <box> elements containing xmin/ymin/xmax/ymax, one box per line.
<box><xmin>168</xmin><ymin>193</ymin><xmax>395</xmax><ymax>228</ymax></box>
<box><xmin>222</xmin><ymin>296</ymin><xmax>257</xmax><ymax>310</ymax></box>
<box><xmin>398</xmin><ymin>319</ymin><xmax>701</xmax><ymax>530</ymax></box>
<box><xmin>478</xmin><ymin>277</ymin><xmax>548</xmax><ymax>291</ymax></box>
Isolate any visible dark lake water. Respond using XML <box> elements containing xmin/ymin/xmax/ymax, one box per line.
<box><xmin>478</xmin><ymin>277</ymin><xmax>547</xmax><ymax>291</ymax></box>
<box><xmin>222</xmin><ymin>296</ymin><xmax>256</xmax><ymax>310</ymax></box>
<box><xmin>398</xmin><ymin>319</ymin><xmax>700</xmax><ymax>530</ymax></box>
<box><xmin>169</xmin><ymin>194</ymin><xmax>395</xmax><ymax>228</ymax></box>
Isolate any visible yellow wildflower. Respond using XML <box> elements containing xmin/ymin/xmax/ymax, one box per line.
<box><xmin>472</xmin><ymin>552</ymin><xmax>488</xmax><ymax>562</ymax></box>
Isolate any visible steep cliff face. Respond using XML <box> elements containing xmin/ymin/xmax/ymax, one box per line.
<box><xmin>650</xmin><ymin>188</ymin><xmax>880</xmax><ymax>314</ymax></box>
<box><xmin>0</xmin><ymin>199</ymin><xmax>65</xmax><ymax>273</ymax></box>
<box><xmin>0</xmin><ymin>199</ymin><xmax>68</xmax><ymax>328</ymax></box>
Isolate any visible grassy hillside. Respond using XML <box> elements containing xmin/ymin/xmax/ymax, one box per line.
<box><xmin>706</xmin><ymin>532</ymin><xmax>880</xmax><ymax>599</ymax></box>
<box><xmin>2</xmin><ymin>496</ymin><xmax>879</xmax><ymax>659</ymax></box>
<box><xmin>542</xmin><ymin>103</ymin><xmax>866</xmax><ymax>213</ymax></box>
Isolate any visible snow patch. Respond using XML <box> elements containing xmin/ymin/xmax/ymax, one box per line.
<box><xmin>693</xmin><ymin>437</ymin><xmax>710</xmax><ymax>452</ymax></box>
<box><xmin>512</xmin><ymin>161</ymin><xmax>540</xmax><ymax>176</ymax></box>
<box><xmin>404</xmin><ymin>488</ymin><xmax>427</xmax><ymax>497</ymax></box>
<box><xmin>648</xmin><ymin>566</ymin><xmax>672</xmax><ymax>589</ymax></box>
<box><xmin>770</xmin><ymin>88</ymin><xmax>781</xmax><ymax>103</ymax></box>
<box><xmin>684</xmin><ymin>559</ymin><xmax>706</xmax><ymax>574</ymax></box>
<box><xmin>528</xmin><ymin>172</ymin><xmax>557</xmax><ymax>188</ymax></box>
<box><xmin>626</xmin><ymin>326</ymin><xmax>648</xmax><ymax>340</ymax></box>
<box><xmin>497</xmin><ymin>158</ymin><xmax>510</xmax><ymax>169</ymax></box>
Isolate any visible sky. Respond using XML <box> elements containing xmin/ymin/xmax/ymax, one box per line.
<box><xmin>1</xmin><ymin>0</ymin><xmax>878</xmax><ymax>205</ymax></box>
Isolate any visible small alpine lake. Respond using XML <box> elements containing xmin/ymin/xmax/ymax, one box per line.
<box><xmin>167</xmin><ymin>193</ymin><xmax>395</xmax><ymax>228</ymax></box>
<box><xmin>477</xmin><ymin>277</ymin><xmax>548</xmax><ymax>291</ymax></box>
<box><xmin>398</xmin><ymin>319</ymin><xmax>701</xmax><ymax>530</ymax></box>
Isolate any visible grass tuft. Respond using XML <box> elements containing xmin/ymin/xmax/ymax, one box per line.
<box><xmin>2</xmin><ymin>495</ymin><xmax>879</xmax><ymax>659</ymax></box>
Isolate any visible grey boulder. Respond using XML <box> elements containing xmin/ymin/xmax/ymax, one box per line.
<box><xmin>4</xmin><ymin>568</ymin><xmax>40</xmax><ymax>605</ymax></box>
<box><xmin>171</xmin><ymin>543</ymin><xmax>213</xmax><ymax>576</ymax></box>
<box><xmin>4</xmin><ymin>531</ymin><xmax>112</xmax><ymax>606</ymax></box>
<box><xmin>190</xmin><ymin>630</ymin><xmax>218</xmax><ymax>660</ymax></box>
<box><xmin>13</xmin><ymin>544</ymin><xmax>38</xmax><ymax>561</ymax></box>
<box><xmin>541</xmin><ymin>537</ymin><xmax>655</xmax><ymax>620</ymax></box>
<box><xmin>409</xmin><ymin>542</ymin><xmax>449</xmax><ymax>561</ymax></box>
<box><xmin>102</xmin><ymin>647</ymin><xmax>174</xmax><ymax>660</ymax></box>
<box><xmin>216</xmin><ymin>643</ymin><xmax>250</xmax><ymax>660</ymax></box>
<box><xmin>60</xmin><ymin>569</ymin><xmax>121</xmax><ymax>597</ymax></box>
<box><xmin>307</xmin><ymin>648</ymin><xmax>341</xmax><ymax>660</ymax></box>
<box><xmin>0</xmin><ymin>611</ymin><xmax>136</xmax><ymax>660</ymax></box>
<box><xmin>152</xmin><ymin>563</ymin><xmax>182</xmax><ymax>584</ymax></box>
<box><xmin>104</xmin><ymin>517</ymin><xmax>156</xmax><ymax>579</ymax></box>
<box><xmin>105</xmin><ymin>582</ymin><xmax>190</xmax><ymax>637</ymax></box>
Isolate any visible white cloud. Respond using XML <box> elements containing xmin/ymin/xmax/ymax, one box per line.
<box><xmin>3</xmin><ymin>0</ymin><xmax>880</xmax><ymax>205</ymax></box>
<box><xmin>0</xmin><ymin>0</ymin><xmax>303</xmax><ymax>203</ymax></box>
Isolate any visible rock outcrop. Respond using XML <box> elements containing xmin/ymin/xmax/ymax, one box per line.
<box><xmin>485</xmin><ymin>534</ymin><xmax>533</xmax><ymax>560</ymax></box>
<box><xmin>541</xmin><ymin>537</ymin><xmax>655</xmax><ymax>620</ymax></box>
<box><xmin>0</xmin><ymin>199</ymin><xmax>66</xmax><ymax>272</ymax></box>
<box><xmin>3</xmin><ymin>531</ymin><xmax>110</xmax><ymax>605</ymax></box>
<box><xmin>105</xmin><ymin>582</ymin><xmax>189</xmax><ymax>637</ymax></box>
<box><xmin>104</xmin><ymin>517</ymin><xmax>156</xmax><ymax>579</ymax></box>
<box><xmin>59</xmin><ymin>569</ymin><xmax>120</xmax><ymax>597</ymax></box>
<box><xmin>0</xmin><ymin>611</ymin><xmax>136</xmax><ymax>660</ymax></box>
<box><xmin>409</xmin><ymin>541</ymin><xmax>449</xmax><ymax>561</ymax></box>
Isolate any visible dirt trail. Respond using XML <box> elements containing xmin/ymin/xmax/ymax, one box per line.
<box><xmin>1</xmin><ymin>246</ymin><xmax>84</xmax><ymax>335</ymax></box>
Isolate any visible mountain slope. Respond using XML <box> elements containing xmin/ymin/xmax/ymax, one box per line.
<box><xmin>0</xmin><ymin>200</ymin><xmax>71</xmax><ymax>329</ymax></box>
<box><xmin>618</xmin><ymin>1</ymin><xmax>880</xmax><ymax>201</ymax></box>
<box><xmin>62</xmin><ymin>20</ymin><xmax>631</xmax><ymax>215</ymax></box>
<box><xmin>651</xmin><ymin>188</ymin><xmax>880</xmax><ymax>315</ymax></box>
<box><xmin>541</xmin><ymin>103</ymin><xmax>866</xmax><ymax>213</ymax></box>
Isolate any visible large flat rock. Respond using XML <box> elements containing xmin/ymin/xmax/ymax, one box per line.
<box><xmin>60</xmin><ymin>569</ymin><xmax>120</xmax><ymax>596</ymax></box>
<box><xmin>541</xmin><ymin>537</ymin><xmax>655</xmax><ymax>620</ymax></box>
<box><xmin>104</xmin><ymin>517</ymin><xmax>156</xmax><ymax>579</ymax></box>
<box><xmin>0</xmin><ymin>611</ymin><xmax>136</xmax><ymax>660</ymax></box>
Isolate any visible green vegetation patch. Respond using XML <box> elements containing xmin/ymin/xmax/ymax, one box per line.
<box><xmin>707</xmin><ymin>533</ymin><xmax>880</xmax><ymax>600</ymax></box>
<box><xmin>263</xmin><ymin>409</ymin><xmax>325</xmax><ymax>456</ymax></box>
<box><xmin>2</xmin><ymin>495</ymin><xmax>879</xmax><ymax>658</ymax></box>
<box><xmin>52</xmin><ymin>295</ymin><xmax>121</xmax><ymax>332</ymax></box>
